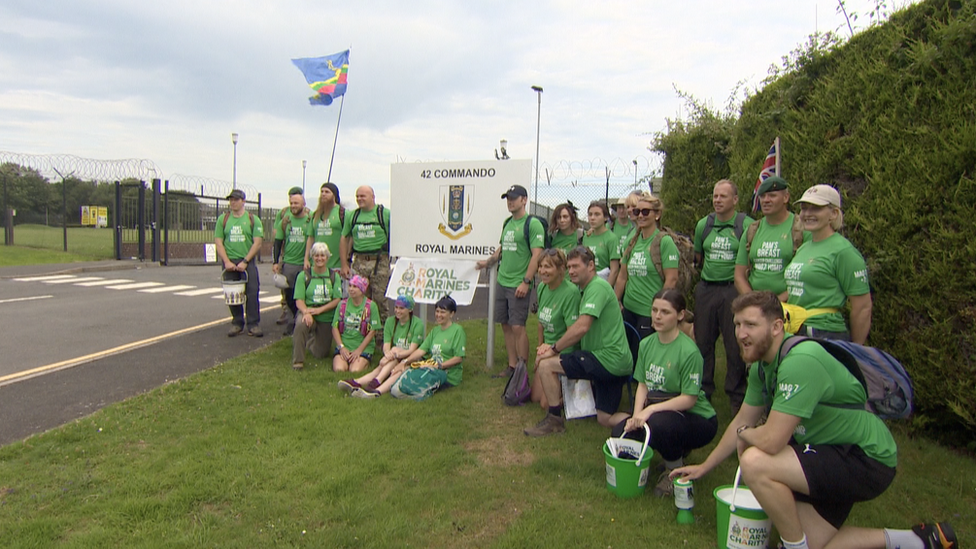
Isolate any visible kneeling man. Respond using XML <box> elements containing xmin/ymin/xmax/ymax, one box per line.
<box><xmin>525</xmin><ymin>246</ymin><xmax>632</xmax><ymax>436</ymax></box>
<box><xmin>672</xmin><ymin>291</ymin><xmax>956</xmax><ymax>549</ymax></box>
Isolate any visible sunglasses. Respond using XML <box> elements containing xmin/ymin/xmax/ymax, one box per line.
<box><xmin>632</xmin><ymin>208</ymin><xmax>660</xmax><ymax>218</ymax></box>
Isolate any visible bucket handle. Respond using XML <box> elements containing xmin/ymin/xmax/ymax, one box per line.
<box><xmin>729</xmin><ymin>465</ymin><xmax>743</xmax><ymax>512</ymax></box>
<box><xmin>221</xmin><ymin>269</ymin><xmax>247</xmax><ymax>283</ymax></box>
<box><xmin>609</xmin><ymin>424</ymin><xmax>651</xmax><ymax>465</ymax></box>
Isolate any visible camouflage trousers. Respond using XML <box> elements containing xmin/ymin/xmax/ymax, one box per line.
<box><xmin>352</xmin><ymin>253</ymin><xmax>392</xmax><ymax>330</ymax></box>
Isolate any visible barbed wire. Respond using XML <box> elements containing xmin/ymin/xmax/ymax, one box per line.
<box><xmin>538</xmin><ymin>154</ymin><xmax>660</xmax><ymax>185</ymax></box>
<box><xmin>167</xmin><ymin>174</ymin><xmax>257</xmax><ymax>199</ymax></box>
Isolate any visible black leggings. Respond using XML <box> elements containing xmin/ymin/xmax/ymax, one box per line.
<box><xmin>611</xmin><ymin>411</ymin><xmax>718</xmax><ymax>462</ymax></box>
<box><xmin>622</xmin><ymin>307</ymin><xmax>654</xmax><ymax>341</ymax></box>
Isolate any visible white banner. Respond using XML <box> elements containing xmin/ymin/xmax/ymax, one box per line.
<box><xmin>385</xmin><ymin>257</ymin><xmax>480</xmax><ymax>306</ymax></box>
<box><xmin>389</xmin><ymin>159</ymin><xmax>532</xmax><ymax>259</ymax></box>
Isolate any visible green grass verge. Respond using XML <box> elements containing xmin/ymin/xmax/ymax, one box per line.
<box><xmin>0</xmin><ymin>245</ymin><xmax>103</xmax><ymax>266</ymax></box>
<box><xmin>10</xmin><ymin>225</ymin><xmax>114</xmax><ymax>259</ymax></box>
<box><xmin>0</xmin><ymin>320</ymin><xmax>973</xmax><ymax>548</ymax></box>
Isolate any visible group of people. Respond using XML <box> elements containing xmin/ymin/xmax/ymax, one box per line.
<box><xmin>481</xmin><ymin>181</ymin><xmax>955</xmax><ymax>549</ymax></box>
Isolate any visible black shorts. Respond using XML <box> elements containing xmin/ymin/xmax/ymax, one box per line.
<box><xmin>559</xmin><ymin>350</ymin><xmax>629</xmax><ymax>414</ymax></box>
<box><xmin>792</xmin><ymin>443</ymin><xmax>896</xmax><ymax>529</ymax></box>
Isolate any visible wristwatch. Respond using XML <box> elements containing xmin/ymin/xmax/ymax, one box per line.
<box><xmin>522</xmin><ymin>277</ymin><xmax>531</xmax><ymax>284</ymax></box>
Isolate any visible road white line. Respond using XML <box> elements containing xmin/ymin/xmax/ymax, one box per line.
<box><xmin>175</xmin><ymin>288</ymin><xmax>223</xmax><ymax>296</ymax></box>
<box><xmin>44</xmin><ymin>277</ymin><xmax>104</xmax><ymax>284</ymax></box>
<box><xmin>105</xmin><ymin>282</ymin><xmax>165</xmax><ymax>290</ymax></box>
<box><xmin>75</xmin><ymin>279</ymin><xmax>135</xmax><ymax>287</ymax></box>
<box><xmin>0</xmin><ymin>304</ymin><xmax>281</xmax><ymax>387</ymax></box>
<box><xmin>13</xmin><ymin>275</ymin><xmax>76</xmax><ymax>282</ymax></box>
<box><xmin>139</xmin><ymin>285</ymin><xmax>196</xmax><ymax>294</ymax></box>
<box><xmin>0</xmin><ymin>295</ymin><xmax>54</xmax><ymax>305</ymax></box>
<box><xmin>212</xmin><ymin>291</ymin><xmax>275</xmax><ymax>299</ymax></box>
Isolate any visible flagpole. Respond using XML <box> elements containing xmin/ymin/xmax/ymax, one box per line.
<box><xmin>774</xmin><ymin>136</ymin><xmax>781</xmax><ymax>177</ymax></box>
<box><xmin>327</xmin><ymin>94</ymin><xmax>345</xmax><ymax>182</ymax></box>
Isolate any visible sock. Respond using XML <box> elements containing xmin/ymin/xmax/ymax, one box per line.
<box><xmin>780</xmin><ymin>535</ymin><xmax>809</xmax><ymax>549</ymax></box>
<box><xmin>664</xmin><ymin>458</ymin><xmax>684</xmax><ymax>470</ymax></box>
<box><xmin>548</xmin><ymin>406</ymin><xmax>562</xmax><ymax>417</ymax></box>
<box><xmin>884</xmin><ymin>529</ymin><xmax>925</xmax><ymax>549</ymax></box>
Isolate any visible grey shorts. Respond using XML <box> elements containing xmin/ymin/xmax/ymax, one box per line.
<box><xmin>493</xmin><ymin>281</ymin><xmax>530</xmax><ymax>326</ymax></box>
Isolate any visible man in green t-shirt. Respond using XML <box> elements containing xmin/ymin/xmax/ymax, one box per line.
<box><xmin>525</xmin><ymin>246</ymin><xmax>632</xmax><ymax>437</ymax></box>
<box><xmin>672</xmin><ymin>291</ymin><xmax>956</xmax><ymax>549</ymax></box>
<box><xmin>214</xmin><ymin>189</ymin><xmax>265</xmax><ymax>337</ymax></box>
<box><xmin>692</xmin><ymin>179</ymin><xmax>754</xmax><ymax>414</ymax></box>
<box><xmin>273</xmin><ymin>187</ymin><xmax>311</xmax><ymax>336</ymax></box>
<box><xmin>340</xmin><ymin>186</ymin><xmax>392</xmax><ymax>332</ymax></box>
<box><xmin>734</xmin><ymin>176</ymin><xmax>803</xmax><ymax>299</ymax></box>
<box><xmin>475</xmin><ymin>184</ymin><xmax>545</xmax><ymax>378</ymax></box>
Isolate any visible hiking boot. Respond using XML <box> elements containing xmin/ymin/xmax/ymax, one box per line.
<box><xmin>523</xmin><ymin>414</ymin><xmax>565</xmax><ymax>437</ymax></box>
<box><xmin>653</xmin><ymin>470</ymin><xmax>675</xmax><ymax>498</ymax></box>
<box><xmin>248</xmin><ymin>326</ymin><xmax>263</xmax><ymax>337</ymax></box>
<box><xmin>912</xmin><ymin>522</ymin><xmax>957</xmax><ymax>549</ymax></box>
<box><xmin>337</xmin><ymin>379</ymin><xmax>361</xmax><ymax>393</ymax></box>
<box><xmin>492</xmin><ymin>366</ymin><xmax>515</xmax><ymax>379</ymax></box>
<box><xmin>227</xmin><ymin>325</ymin><xmax>244</xmax><ymax>337</ymax></box>
<box><xmin>352</xmin><ymin>387</ymin><xmax>380</xmax><ymax>399</ymax></box>
<box><xmin>276</xmin><ymin>308</ymin><xmax>290</xmax><ymax>325</ymax></box>
<box><xmin>282</xmin><ymin>324</ymin><xmax>294</xmax><ymax>337</ymax></box>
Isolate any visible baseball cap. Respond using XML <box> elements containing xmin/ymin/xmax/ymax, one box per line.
<box><xmin>226</xmin><ymin>189</ymin><xmax>246</xmax><ymax>200</ymax></box>
<box><xmin>795</xmin><ymin>185</ymin><xmax>841</xmax><ymax>208</ymax></box>
<box><xmin>288</xmin><ymin>186</ymin><xmax>304</xmax><ymax>196</ymax></box>
<box><xmin>501</xmin><ymin>185</ymin><xmax>528</xmax><ymax>199</ymax></box>
<box><xmin>757</xmin><ymin>176</ymin><xmax>789</xmax><ymax>195</ymax></box>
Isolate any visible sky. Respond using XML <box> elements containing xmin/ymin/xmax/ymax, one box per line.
<box><xmin>0</xmin><ymin>0</ymin><xmax>911</xmax><ymax>209</ymax></box>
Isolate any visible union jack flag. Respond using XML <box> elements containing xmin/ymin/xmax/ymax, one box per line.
<box><xmin>751</xmin><ymin>137</ymin><xmax>780</xmax><ymax>212</ymax></box>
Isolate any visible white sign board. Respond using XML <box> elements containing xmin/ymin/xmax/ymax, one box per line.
<box><xmin>390</xmin><ymin>159</ymin><xmax>532</xmax><ymax>259</ymax></box>
<box><xmin>385</xmin><ymin>257</ymin><xmax>480</xmax><ymax>306</ymax></box>
<box><xmin>204</xmin><ymin>243</ymin><xmax>217</xmax><ymax>263</ymax></box>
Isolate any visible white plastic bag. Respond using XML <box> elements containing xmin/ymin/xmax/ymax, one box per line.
<box><xmin>560</xmin><ymin>375</ymin><xmax>597</xmax><ymax>419</ymax></box>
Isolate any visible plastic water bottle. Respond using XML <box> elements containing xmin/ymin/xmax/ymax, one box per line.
<box><xmin>673</xmin><ymin>477</ymin><xmax>694</xmax><ymax>524</ymax></box>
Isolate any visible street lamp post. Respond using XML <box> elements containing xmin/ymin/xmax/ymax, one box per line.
<box><xmin>302</xmin><ymin>160</ymin><xmax>307</xmax><ymax>194</ymax></box>
<box><xmin>231</xmin><ymin>132</ymin><xmax>239</xmax><ymax>190</ymax></box>
<box><xmin>633</xmin><ymin>159</ymin><xmax>638</xmax><ymax>187</ymax></box>
<box><xmin>531</xmin><ymin>86</ymin><xmax>543</xmax><ymax>212</ymax></box>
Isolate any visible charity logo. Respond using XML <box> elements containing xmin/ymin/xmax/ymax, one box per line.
<box><xmin>438</xmin><ymin>184</ymin><xmax>474</xmax><ymax>240</ymax></box>
<box><xmin>400</xmin><ymin>263</ymin><xmax>417</xmax><ymax>285</ymax></box>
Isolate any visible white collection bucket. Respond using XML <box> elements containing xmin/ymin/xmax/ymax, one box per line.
<box><xmin>713</xmin><ymin>467</ymin><xmax>772</xmax><ymax>549</ymax></box>
<box><xmin>221</xmin><ymin>270</ymin><xmax>247</xmax><ymax>306</ymax></box>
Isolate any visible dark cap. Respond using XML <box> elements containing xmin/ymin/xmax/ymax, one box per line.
<box><xmin>501</xmin><ymin>185</ymin><xmax>528</xmax><ymax>199</ymax></box>
<box><xmin>226</xmin><ymin>189</ymin><xmax>246</xmax><ymax>200</ymax></box>
<box><xmin>288</xmin><ymin>186</ymin><xmax>304</xmax><ymax>196</ymax></box>
<box><xmin>757</xmin><ymin>176</ymin><xmax>788</xmax><ymax>195</ymax></box>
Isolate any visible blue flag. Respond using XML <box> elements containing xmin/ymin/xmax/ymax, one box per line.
<box><xmin>292</xmin><ymin>50</ymin><xmax>349</xmax><ymax>106</ymax></box>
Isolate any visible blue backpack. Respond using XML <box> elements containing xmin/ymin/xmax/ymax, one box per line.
<box><xmin>776</xmin><ymin>337</ymin><xmax>914</xmax><ymax>420</ymax></box>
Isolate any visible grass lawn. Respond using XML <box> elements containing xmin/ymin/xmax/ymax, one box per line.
<box><xmin>0</xmin><ymin>245</ymin><xmax>104</xmax><ymax>266</ymax></box>
<box><xmin>0</xmin><ymin>320</ymin><xmax>973</xmax><ymax>548</ymax></box>
<box><xmin>9</xmin><ymin>224</ymin><xmax>114</xmax><ymax>259</ymax></box>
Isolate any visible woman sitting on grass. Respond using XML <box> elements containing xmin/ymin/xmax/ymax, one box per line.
<box><xmin>337</xmin><ymin>294</ymin><xmax>424</xmax><ymax>394</ymax></box>
<box><xmin>611</xmin><ymin>288</ymin><xmax>717</xmax><ymax>498</ymax></box>
<box><xmin>353</xmin><ymin>295</ymin><xmax>466</xmax><ymax>400</ymax></box>
<box><xmin>292</xmin><ymin>242</ymin><xmax>342</xmax><ymax>370</ymax></box>
<box><xmin>332</xmin><ymin>275</ymin><xmax>381</xmax><ymax>373</ymax></box>
<box><xmin>532</xmin><ymin>248</ymin><xmax>580</xmax><ymax>408</ymax></box>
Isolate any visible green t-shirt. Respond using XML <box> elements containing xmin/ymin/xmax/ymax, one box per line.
<box><xmin>582</xmin><ymin>229</ymin><xmax>621</xmax><ymax>272</ymax></box>
<box><xmin>276</xmin><ymin>210</ymin><xmax>311</xmax><ymax>266</ymax></box>
<box><xmin>634</xmin><ymin>332</ymin><xmax>716</xmax><ymax>420</ymax></box>
<box><xmin>497</xmin><ymin>214</ymin><xmax>545</xmax><ymax>288</ymax></box>
<box><xmin>622</xmin><ymin>230</ymin><xmax>679</xmax><ymax>315</ymax></box>
<box><xmin>537</xmin><ymin>279</ymin><xmax>581</xmax><ymax>351</ymax></box>
<box><xmin>618</xmin><ymin>224</ymin><xmax>636</xmax><ymax>253</ymax></box>
<box><xmin>735</xmin><ymin>213</ymin><xmax>809</xmax><ymax>294</ymax></box>
<box><xmin>308</xmin><ymin>207</ymin><xmax>344</xmax><ymax>271</ymax></box>
<box><xmin>293</xmin><ymin>270</ymin><xmax>342</xmax><ymax>323</ymax></box>
<box><xmin>784</xmin><ymin>233</ymin><xmax>870</xmax><ymax>332</ymax></box>
<box><xmin>579</xmin><ymin>276</ymin><xmax>631</xmax><ymax>376</ymax></box>
<box><xmin>214</xmin><ymin>212</ymin><xmax>264</xmax><ymax>260</ymax></box>
<box><xmin>383</xmin><ymin>316</ymin><xmax>426</xmax><ymax>350</ymax></box>
<box><xmin>743</xmin><ymin>338</ymin><xmax>897</xmax><ymax>468</ymax></box>
<box><xmin>550</xmin><ymin>230</ymin><xmax>578</xmax><ymax>254</ymax></box>
<box><xmin>694</xmin><ymin>214</ymin><xmax>755</xmax><ymax>282</ymax></box>
<box><xmin>341</xmin><ymin>205</ymin><xmax>391</xmax><ymax>254</ymax></box>
<box><xmin>611</xmin><ymin>219</ymin><xmax>632</xmax><ymax>246</ymax></box>
<box><xmin>420</xmin><ymin>322</ymin><xmax>467</xmax><ymax>386</ymax></box>
<box><xmin>332</xmin><ymin>298</ymin><xmax>383</xmax><ymax>354</ymax></box>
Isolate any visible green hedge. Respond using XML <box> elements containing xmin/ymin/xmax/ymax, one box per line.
<box><xmin>654</xmin><ymin>0</ymin><xmax>976</xmax><ymax>440</ymax></box>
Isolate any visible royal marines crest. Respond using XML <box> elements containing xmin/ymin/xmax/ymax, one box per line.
<box><xmin>438</xmin><ymin>184</ymin><xmax>474</xmax><ymax>240</ymax></box>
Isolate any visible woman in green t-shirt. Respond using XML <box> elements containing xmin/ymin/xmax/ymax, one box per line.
<box><xmin>338</xmin><ymin>294</ymin><xmax>424</xmax><ymax>394</ymax></box>
<box><xmin>581</xmin><ymin>201</ymin><xmax>621</xmax><ymax>286</ymax></box>
<box><xmin>331</xmin><ymin>275</ymin><xmax>381</xmax><ymax>373</ymax></box>
<box><xmin>532</xmin><ymin>248</ymin><xmax>580</xmax><ymax>408</ymax></box>
<box><xmin>614</xmin><ymin>192</ymin><xmax>678</xmax><ymax>340</ymax></box>
<box><xmin>548</xmin><ymin>202</ymin><xmax>581</xmax><ymax>253</ymax></box>
<box><xmin>611</xmin><ymin>289</ymin><xmax>718</xmax><ymax>497</ymax></box>
<box><xmin>292</xmin><ymin>242</ymin><xmax>342</xmax><ymax>370</ymax></box>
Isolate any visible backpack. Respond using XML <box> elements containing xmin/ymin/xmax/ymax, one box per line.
<box><xmin>350</xmin><ymin>205</ymin><xmax>389</xmax><ymax>252</ymax></box>
<box><xmin>302</xmin><ymin>268</ymin><xmax>338</xmax><ymax>294</ymax></box>
<box><xmin>702</xmin><ymin>212</ymin><xmax>747</xmax><ymax>242</ymax></box>
<box><xmin>745</xmin><ymin>213</ymin><xmax>804</xmax><ymax>260</ymax></box>
<box><xmin>502</xmin><ymin>360</ymin><xmax>531</xmax><ymax>406</ymax></box>
<box><xmin>766</xmin><ymin>337</ymin><xmax>913</xmax><ymax>420</ymax></box>
<box><xmin>502</xmin><ymin>214</ymin><xmax>550</xmax><ymax>252</ymax></box>
<box><xmin>337</xmin><ymin>298</ymin><xmax>373</xmax><ymax>336</ymax></box>
<box><xmin>624</xmin><ymin>227</ymin><xmax>697</xmax><ymax>295</ymax></box>
<box><xmin>220</xmin><ymin>211</ymin><xmax>255</xmax><ymax>234</ymax></box>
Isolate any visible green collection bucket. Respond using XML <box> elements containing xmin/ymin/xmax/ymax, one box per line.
<box><xmin>603</xmin><ymin>424</ymin><xmax>653</xmax><ymax>498</ymax></box>
<box><xmin>713</xmin><ymin>467</ymin><xmax>772</xmax><ymax>549</ymax></box>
